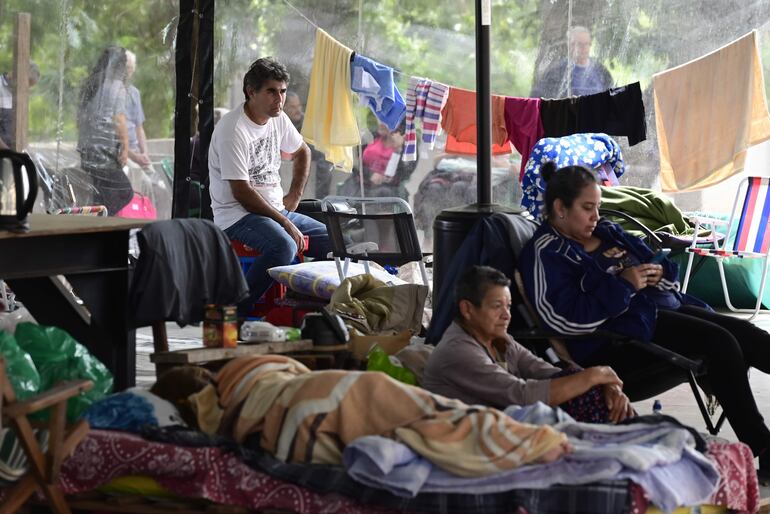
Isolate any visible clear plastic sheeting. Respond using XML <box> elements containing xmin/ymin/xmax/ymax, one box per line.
<box><xmin>29</xmin><ymin>145</ymin><xmax>172</xmax><ymax>218</ymax></box>
<box><xmin>1</xmin><ymin>0</ymin><xmax>178</xmax><ymax>219</ymax></box>
<box><xmin>413</xmin><ymin>156</ymin><xmax>518</xmax><ymax>247</ymax></box>
<box><xmin>214</xmin><ymin>0</ymin><xmax>770</xmax><ymax>248</ymax></box>
<box><xmin>2</xmin><ymin>0</ymin><xmax>769</xmax><ymax>232</ymax></box>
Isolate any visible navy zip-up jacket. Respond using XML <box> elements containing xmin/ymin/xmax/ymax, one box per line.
<box><xmin>518</xmin><ymin>219</ymin><xmax>708</xmax><ymax>362</ymax></box>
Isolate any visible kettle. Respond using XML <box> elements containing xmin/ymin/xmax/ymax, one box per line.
<box><xmin>0</xmin><ymin>150</ymin><xmax>37</xmax><ymax>232</ymax></box>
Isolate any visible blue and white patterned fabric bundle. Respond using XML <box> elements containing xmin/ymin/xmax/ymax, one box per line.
<box><xmin>83</xmin><ymin>387</ymin><xmax>186</xmax><ymax>433</ymax></box>
<box><xmin>521</xmin><ymin>133</ymin><xmax>625</xmax><ymax>220</ymax></box>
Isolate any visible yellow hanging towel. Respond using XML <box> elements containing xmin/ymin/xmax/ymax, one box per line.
<box><xmin>301</xmin><ymin>28</ymin><xmax>360</xmax><ymax>171</ymax></box>
<box><xmin>654</xmin><ymin>31</ymin><xmax>770</xmax><ymax>191</ymax></box>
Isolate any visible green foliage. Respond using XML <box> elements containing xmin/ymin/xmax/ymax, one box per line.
<box><xmin>1</xmin><ymin>0</ymin><xmax>177</xmax><ymax>143</ymax></box>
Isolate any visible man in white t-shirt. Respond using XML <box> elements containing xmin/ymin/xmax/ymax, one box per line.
<box><xmin>209</xmin><ymin>57</ymin><xmax>330</xmax><ymax>315</ymax></box>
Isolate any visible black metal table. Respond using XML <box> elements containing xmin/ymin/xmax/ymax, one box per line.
<box><xmin>0</xmin><ymin>214</ymin><xmax>147</xmax><ymax>390</ymax></box>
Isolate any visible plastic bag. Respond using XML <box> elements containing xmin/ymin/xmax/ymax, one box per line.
<box><xmin>0</xmin><ymin>330</ymin><xmax>40</xmax><ymax>401</ymax></box>
<box><xmin>14</xmin><ymin>323</ymin><xmax>113</xmax><ymax>421</ymax></box>
<box><xmin>366</xmin><ymin>345</ymin><xmax>417</xmax><ymax>385</ymax></box>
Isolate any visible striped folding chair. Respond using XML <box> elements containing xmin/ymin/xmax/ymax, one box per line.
<box><xmin>682</xmin><ymin>176</ymin><xmax>770</xmax><ymax>320</ymax></box>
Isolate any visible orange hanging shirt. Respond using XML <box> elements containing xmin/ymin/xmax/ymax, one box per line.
<box><xmin>441</xmin><ymin>87</ymin><xmax>512</xmax><ymax>155</ymax></box>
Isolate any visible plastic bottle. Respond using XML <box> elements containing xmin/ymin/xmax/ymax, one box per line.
<box><xmin>652</xmin><ymin>399</ymin><xmax>662</xmax><ymax>414</ymax></box>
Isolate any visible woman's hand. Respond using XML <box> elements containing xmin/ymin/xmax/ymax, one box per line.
<box><xmin>620</xmin><ymin>264</ymin><xmax>662</xmax><ymax>290</ymax></box>
<box><xmin>644</xmin><ymin>264</ymin><xmax>664</xmax><ymax>286</ymax></box>
<box><xmin>603</xmin><ymin>384</ymin><xmax>634</xmax><ymax>423</ymax></box>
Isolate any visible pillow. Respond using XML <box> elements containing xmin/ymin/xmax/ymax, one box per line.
<box><xmin>268</xmin><ymin>261</ymin><xmax>406</xmax><ymax>299</ymax></box>
<box><xmin>83</xmin><ymin>387</ymin><xmax>187</xmax><ymax>433</ymax></box>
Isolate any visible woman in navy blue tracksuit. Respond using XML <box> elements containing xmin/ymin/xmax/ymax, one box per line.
<box><xmin>519</xmin><ymin>161</ymin><xmax>770</xmax><ymax>478</ymax></box>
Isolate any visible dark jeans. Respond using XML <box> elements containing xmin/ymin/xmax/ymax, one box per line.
<box><xmin>582</xmin><ymin>305</ymin><xmax>770</xmax><ymax>454</ymax></box>
<box><xmin>224</xmin><ymin>210</ymin><xmax>331</xmax><ymax>316</ymax></box>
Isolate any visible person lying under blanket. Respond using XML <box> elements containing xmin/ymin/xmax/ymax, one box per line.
<box><xmin>152</xmin><ymin>356</ymin><xmax>570</xmax><ymax>478</ymax></box>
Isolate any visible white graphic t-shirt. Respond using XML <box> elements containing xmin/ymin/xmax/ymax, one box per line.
<box><xmin>208</xmin><ymin>104</ymin><xmax>303</xmax><ymax>230</ymax></box>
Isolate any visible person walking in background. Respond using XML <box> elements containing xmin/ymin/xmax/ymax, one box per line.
<box><xmin>77</xmin><ymin>46</ymin><xmax>133</xmax><ymax>215</ymax></box>
<box><xmin>531</xmin><ymin>26</ymin><xmax>613</xmax><ymax>98</ymax></box>
<box><xmin>124</xmin><ymin>50</ymin><xmax>151</xmax><ymax>168</ymax></box>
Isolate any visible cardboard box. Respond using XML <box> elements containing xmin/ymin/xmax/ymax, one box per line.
<box><xmin>348</xmin><ymin>329</ymin><xmax>412</xmax><ymax>360</ymax></box>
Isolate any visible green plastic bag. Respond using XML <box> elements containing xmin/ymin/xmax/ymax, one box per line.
<box><xmin>366</xmin><ymin>345</ymin><xmax>417</xmax><ymax>385</ymax></box>
<box><xmin>0</xmin><ymin>330</ymin><xmax>40</xmax><ymax>401</ymax></box>
<box><xmin>14</xmin><ymin>323</ymin><xmax>113</xmax><ymax>421</ymax></box>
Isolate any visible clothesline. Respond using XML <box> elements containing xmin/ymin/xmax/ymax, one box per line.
<box><xmin>280</xmin><ymin>0</ymin><xmax>319</xmax><ymax>35</ymax></box>
<box><xmin>292</xmin><ymin>0</ymin><xmax>645</xmax><ymax>192</ymax></box>
<box><xmin>280</xmin><ymin>0</ymin><xmax>575</xmax><ymax>101</ymax></box>
<box><xmin>281</xmin><ymin>0</ymin><xmax>408</xmax><ymax>77</ymax></box>
<box><xmin>281</xmin><ymin>0</ymin><xmax>593</xmax><ymax>95</ymax></box>
<box><xmin>279</xmin><ymin>2</ymin><xmax>764</xmax><ymax>197</ymax></box>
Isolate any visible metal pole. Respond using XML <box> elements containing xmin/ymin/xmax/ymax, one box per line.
<box><xmin>171</xmin><ymin>0</ymin><xmax>195</xmax><ymax>218</ymax></box>
<box><xmin>475</xmin><ymin>0</ymin><xmax>492</xmax><ymax>206</ymax></box>
<box><xmin>197</xmin><ymin>0</ymin><xmax>215</xmax><ymax>220</ymax></box>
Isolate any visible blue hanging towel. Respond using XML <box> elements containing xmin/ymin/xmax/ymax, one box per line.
<box><xmin>351</xmin><ymin>54</ymin><xmax>406</xmax><ymax>130</ymax></box>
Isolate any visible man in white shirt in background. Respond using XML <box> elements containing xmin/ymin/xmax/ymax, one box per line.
<box><xmin>208</xmin><ymin>57</ymin><xmax>330</xmax><ymax>316</ymax></box>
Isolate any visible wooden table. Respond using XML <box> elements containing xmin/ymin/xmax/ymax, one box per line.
<box><xmin>150</xmin><ymin>339</ymin><xmax>355</xmax><ymax>375</ymax></box>
<box><xmin>150</xmin><ymin>339</ymin><xmax>315</xmax><ymax>371</ymax></box>
<box><xmin>0</xmin><ymin>214</ymin><xmax>147</xmax><ymax>390</ymax></box>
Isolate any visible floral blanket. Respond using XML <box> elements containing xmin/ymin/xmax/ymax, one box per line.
<box><xmin>59</xmin><ymin>429</ymin><xmax>398</xmax><ymax>513</ymax></box>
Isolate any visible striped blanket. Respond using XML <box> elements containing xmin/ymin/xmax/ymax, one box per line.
<box><xmin>190</xmin><ymin>355</ymin><xmax>568</xmax><ymax>478</ymax></box>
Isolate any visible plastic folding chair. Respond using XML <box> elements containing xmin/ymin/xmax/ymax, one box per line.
<box><xmin>321</xmin><ymin>196</ymin><xmax>429</xmax><ymax>287</ymax></box>
<box><xmin>682</xmin><ymin>176</ymin><xmax>770</xmax><ymax>320</ymax></box>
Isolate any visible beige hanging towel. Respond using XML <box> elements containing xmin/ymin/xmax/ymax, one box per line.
<box><xmin>301</xmin><ymin>29</ymin><xmax>360</xmax><ymax>171</ymax></box>
<box><xmin>654</xmin><ymin>31</ymin><xmax>770</xmax><ymax>191</ymax></box>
